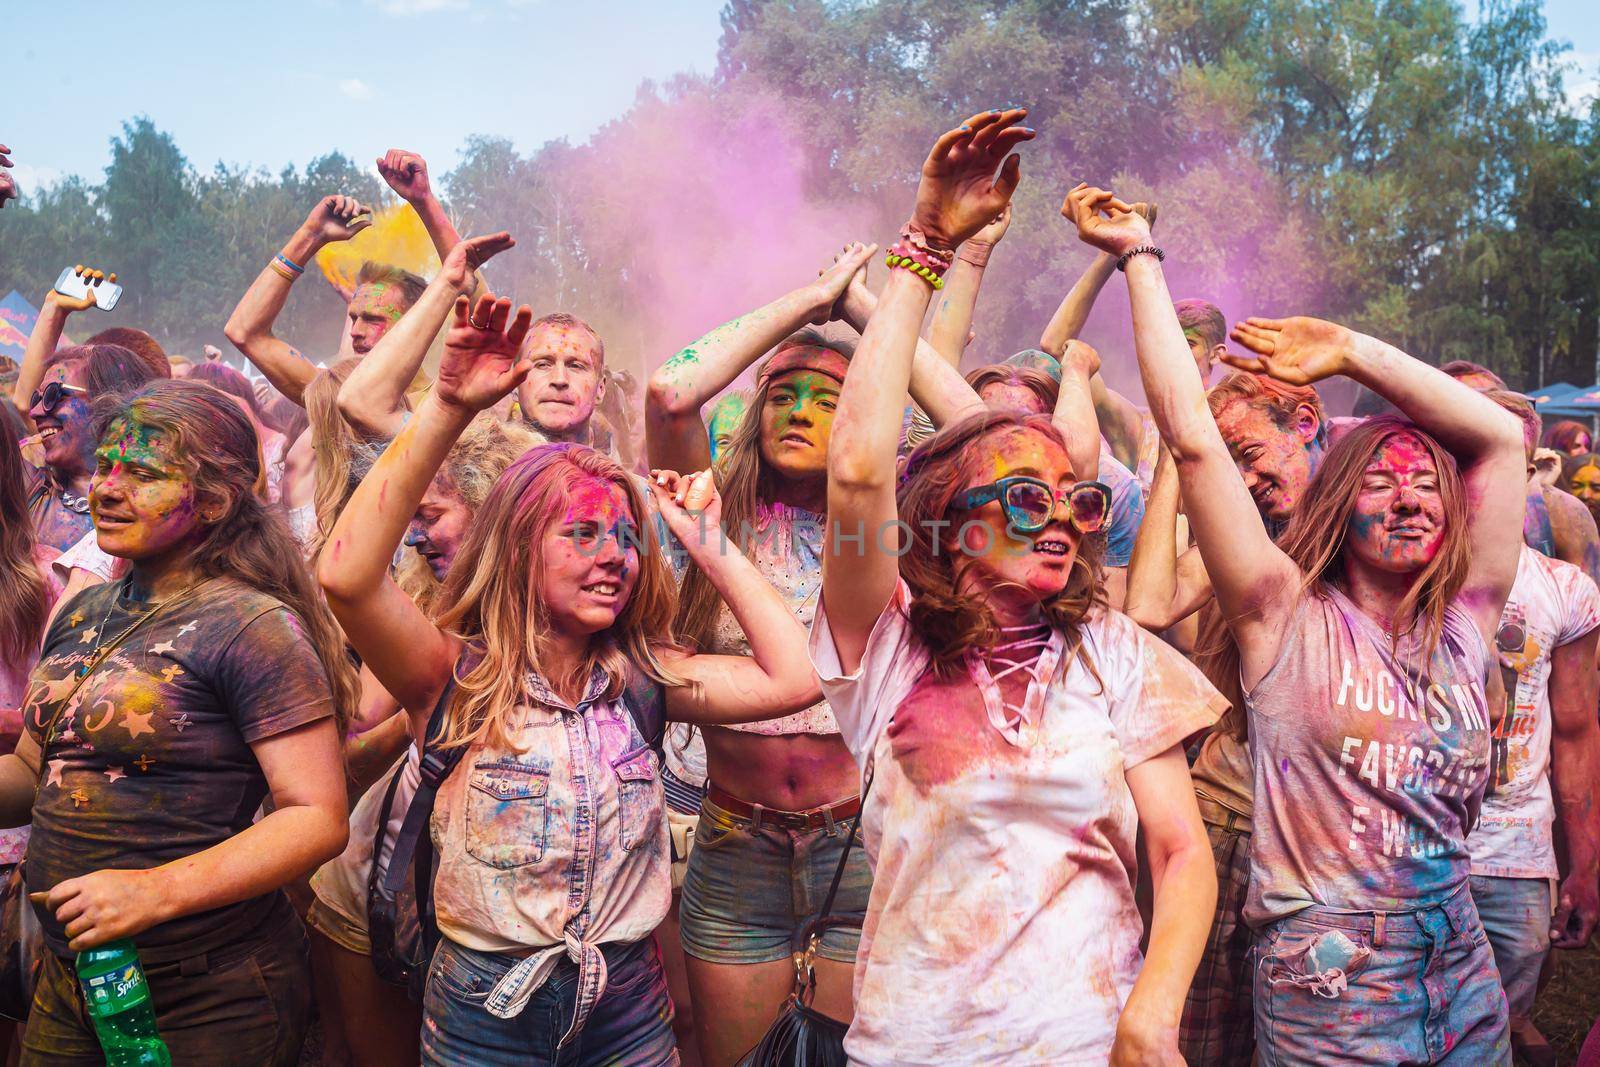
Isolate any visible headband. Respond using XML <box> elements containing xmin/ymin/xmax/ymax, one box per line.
<box><xmin>757</xmin><ymin>345</ymin><xmax>850</xmax><ymax>389</ymax></box>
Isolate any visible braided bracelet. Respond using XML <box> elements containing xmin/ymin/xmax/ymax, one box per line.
<box><xmin>1116</xmin><ymin>245</ymin><xmax>1165</xmax><ymax>272</ymax></box>
<box><xmin>886</xmin><ymin>250</ymin><xmax>946</xmax><ymax>289</ymax></box>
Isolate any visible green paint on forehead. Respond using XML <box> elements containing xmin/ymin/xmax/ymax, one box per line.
<box><xmin>352</xmin><ymin>282</ymin><xmax>406</xmax><ymax>323</ymax></box>
<box><xmin>98</xmin><ymin>418</ymin><xmax>180</xmax><ymax>473</ymax></box>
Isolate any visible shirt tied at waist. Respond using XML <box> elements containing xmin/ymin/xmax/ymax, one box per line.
<box><xmin>484</xmin><ymin>927</ymin><xmax>609</xmax><ymax>1046</ymax></box>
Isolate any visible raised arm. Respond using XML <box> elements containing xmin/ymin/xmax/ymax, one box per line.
<box><xmin>320</xmin><ymin>293</ymin><xmax>532</xmax><ymax>729</ymax></box>
<box><xmin>825</xmin><ymin>109</ymin><xmax>1033</xmax><ymax>673</ymax></box>
<box><xmin>646</xmin><ymin>244</ymin><xmax>875</xmax><ymax>474</ymax></box>
<box><xmin>1053</xmin><ymin>339</ymin><xmax>1102</xmax><ymax>481</ymax></box>
<box><xmin>647</xmin><ymin>472</ymin><xmax>821</xmax><ymax>723</ymax></box>
<box><xmin>223</xmin><ymin>195</ymin><xmax>372</xmax><ymax>405</ymax></box>
<box><xmin>337</xmin><ymin>232</ymin><xmax>513</xmax><ymax>436</ymax></box>
<box><xmin>12</xmin><ymin>280</ymin><xmax>99</xmax><ymax>421</ymax></box>
<box><xmin>1042</xmin><ymin>201</ymin><xmax>1157</xmax><ymax>471</ymax></box>
<box><xmin>1124</xmin><ymin>448</ymin><xmax>1216</xmax><ymax>632</ymax></box>
<box><xmin>925</xmin><ymin>205</ymin><xmax>1009</xmax><ymax>367</ymax></box>
<box><xmin>835</xmin><ymin>255</ymin><xmax>987</xmax><ymax>431</ymax></box>
<box><xmin>1228</xmin><ymin>316</ymin><xmax>1526</xmax><ymax>638</ymax></box>
<box><xmin>1067</xmin><ymin>185</ymin><xmax>1298</xmax><ymax>679</ymax></box>
<box><xmin>377</xmin><ymin>149</ymin><xmax>464</xmax><ymax>261</ymax></box>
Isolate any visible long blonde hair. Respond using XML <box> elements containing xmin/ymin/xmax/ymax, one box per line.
<box><xmin>431</xmin><ymin>443</ymin><xmax>685</xmax><ymax>750</ymax></box>
<box><xmin>305</xmin><ymin>358</ymin><xmax>399</xmax><ymax>563</ymax></box>
<box><xmin>1197</xmin><ymin>416</ymin><xmax>1473</xmax><ymax>740</ymax></box>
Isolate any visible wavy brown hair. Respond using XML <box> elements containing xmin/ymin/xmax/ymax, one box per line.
<box><xmin>0</xmin><ymin>402</ymin><xmax>49</xmax><ymax>664</ymax></box>
<box><xmin>1544</xmin><ymin>420</ymin><xmax>1592</xmax><ymax>456</ymax></box>
<box><xmin>673</xmin><ymin>330</ymin><xmax>850</xmax><ymax>650</ymax></box>
<box><xmin>97</xmin><ymin>381</ymin><xmax>359</xmax><ymax>736</ymax></box>
<box><xmin>896</xmin><ymin>409</ymin><xmax>1105</xmax><ymax>674</ymax></box>
<box><xmin>430</xmin><ymin>443</ymin><xmax>686</xmax><ymax>751</ymax></box>
<box><xmin>966</xmin><ymin>364</ymin><xmax>1057</xmax><ymax>413</ymax></box>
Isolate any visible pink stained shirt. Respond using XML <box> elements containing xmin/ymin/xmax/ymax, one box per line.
<box><xmin>810</xmin><ymin>580</ymin><xmax>1225</xmax><ymax>1065</ymax></box>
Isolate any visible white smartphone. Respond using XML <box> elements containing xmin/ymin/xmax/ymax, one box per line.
<box><xmin>54</xmin><ymin>266</ymin><xmax>123</xmax><ymax>312</ymax></box>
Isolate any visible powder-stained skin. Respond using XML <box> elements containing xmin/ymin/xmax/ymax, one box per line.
<box><xmin>27</xmin><ymin>363</ymin><xmax>97</xmax><ymax>552</ymax></box>
<box><xmin>756</xmin><ymin>367</ymin><xmax>837</xmax><ymax>479</ymax></box>
<box><xmin>346</xmin><ymin>282</ymin><xmax>410</xmax><ymax>355</ymax></box>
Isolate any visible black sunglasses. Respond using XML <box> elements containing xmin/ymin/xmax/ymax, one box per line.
<box><xmin>29</xmin><ymin>381</ymin><xmax>87</xmax><ymax>415</ymax></box>
<box><xmin>952</xmin><ymin>476</ymin><xmax>1111</xmax><ymax>535</ymax></box>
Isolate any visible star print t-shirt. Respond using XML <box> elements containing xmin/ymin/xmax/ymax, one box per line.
<box><xmin>23</xmin><ymin>578</ymin><xmax>334</xmax><ymax>961</ymax></box>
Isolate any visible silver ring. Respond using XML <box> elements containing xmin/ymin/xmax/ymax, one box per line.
<box><xmin>468</xmin><ymin>313</ymin><xmax>491</xmax><ymax>330</ymax></box>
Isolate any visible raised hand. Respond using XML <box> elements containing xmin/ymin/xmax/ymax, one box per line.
<box><xmin>913</xmin><ymin>108</ymin><xmax>1034</xmax><ymax>250</ymax></box>
<box><xmin>302</xmin><ymin>194</ymin><xmax>373</xmax><ymax>245</ymax></box>
<box><xmin>202</xmin><ymin>344</ymin><xmax>223</xmax><ymax>361</ymax></box>
<box><xmin>1225</xmin><ymin>316</ymin><xmax>1357</xmax><ymax>386</ymax></box>
<box><xmin>649</xmin><ymin>468</ymin><xmax>723</xmax><ymax>549</ymax></box>
<box><xmin>970</xmin><ymin>203</ymin><xmax>1013</xmax><ymax>247</ymax></box>
<box><xmin>809</xmin><ymin>242</ymin><xmax>877</xmax><ymax>324</ymax></box>
<box><xmin>50</xmin><ymin>265</ymin><xmax>115</xmax><ymax>313</ymax></box>
<box><xmin>437</xmin><ymin>294</ymin><xmax>534</xmax><ymax>413</ymax></box>
<box><xmin>0</xmin><ymin>144</ymin><xmax>16</xmax><ymax>209</ymax></box>
<box><xmin>1061</xmin><ymin>338</ymin><xmax>1101</xmax><ymax>379</ymax></box>
<box><xmin>438</xmin><ymin>231</ymin><xmax>515</xmax><ymax>293</ymax></box>
<box><xmin>377</xmin><ymin>149</ymin><xmax>432</xmax><ymax>203</ymax></box>
<box><xmin>1063</xmin><ymin>183</ymin><xmax>1150</xmax><ymax>258</ymax></box>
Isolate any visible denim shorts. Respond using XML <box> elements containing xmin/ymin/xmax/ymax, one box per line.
<box><xmin>1469</xmin><ymin>874</ymin><xmax>1554</xmax><ymax>1017</ymax></box>
<box><xmin>1252</xmin><ymin>881</ymin><xmax>1510</xmax><ymax>1066</ymax></box>
<box><xmin>678</xmin><ymin>795</ymin><xmax>871</xmax><ymax>965</ymax></box>
<box><xmin>421</xmin><ymin>937</ymin><xmax>677</xmax><ymax>1067</ymax></box>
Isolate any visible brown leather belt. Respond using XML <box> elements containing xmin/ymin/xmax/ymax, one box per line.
<box><xmin>706</xmin><ymin>783</ymin><xmax>861</xmax><ymax>832</ymax></box>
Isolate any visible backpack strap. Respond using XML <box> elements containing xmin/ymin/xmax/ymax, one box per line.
<box><xmin>619</xmin><ymin>663</ymin><xmax>666</xmax><ymax>755</ymax></box>
<box><xmin>379</xmin><ymin>660</ymin><xmax>473</xmax><ymax>958</ymax></box>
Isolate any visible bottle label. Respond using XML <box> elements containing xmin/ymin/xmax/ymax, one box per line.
<box><xmin>83</xmin><ymin>963</ymin><xmax>149</xmax><ymax>1017</ymax></box>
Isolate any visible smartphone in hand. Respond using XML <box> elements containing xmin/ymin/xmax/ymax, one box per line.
<box><xmin>54</xmin><ymin>266</ymin><xmax>123</xmax><ymax>312</ymax></box>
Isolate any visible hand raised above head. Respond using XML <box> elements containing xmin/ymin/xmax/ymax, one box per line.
<box><xmin>1063</xmin><ymin>183</ymin><xmax>1149</xmax><ymax>258</ymax></box>
<box><xmin>809</xmin><ymin>242</ymin><xmax>877</xmax><ymax>325</ymax></box>
<box><xmin>970</xmin><ymin>203</ymin><xmax>1013</xmax><ymax>247</ymax></box>
<box><xmin>1060</xmin><ymin>339</ymin><xmax>1101</xmax><ymax>379</ymax></box>
<box><xmin>377</xmin><ymin>149</ymin><xmax>432</xmax><ymax>203</ymax></box>
<box><xmin>912</xmin><ymin>108</ymin><xmax>1035</xmax><ymax>251</ymax></box>
<box><xmin>437</xmin><ymin>293</ymin><xmax>534</xmax><ymax>413</ymax></box>
<box><xmin>303</xmin><ymin>194</ymin><xmax>373</xmax><ymax>244</ymax></box>
<box><xmin>1224</xmin><ymin>315</ymin><xmax>1357</xmax><ymax>386</ymax></box>
<box><xmin>439</xmin><ymin>231</ymin><xmax>515</xmax><ymax>294</ymax></box>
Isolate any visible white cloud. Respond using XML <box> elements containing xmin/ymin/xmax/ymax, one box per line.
<box><xmin>339</xmin><ymin>78</ymin><xmax>375</xmax><ymax>101</ymax></box>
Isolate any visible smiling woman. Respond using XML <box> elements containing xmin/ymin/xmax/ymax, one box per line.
<box><xmin>0</xmin><ymin>379</ymin><xmax>358</xmax><ymax>1064</ymax></box>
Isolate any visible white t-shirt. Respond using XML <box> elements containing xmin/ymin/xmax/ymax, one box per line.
<box><xmin>50</xmin><ymin>529</ymin><xmax>121</xmax><ymax>584</ymax></box>
<box><xmin>1470</xmin><ymin>546</ymin><xmax>1600</xmax><ymax>879</ymax></box>
<box><xmin>810</xmin><ymin>581</ymin><xmax>1225</xmax><ymax>1066</ymax></box>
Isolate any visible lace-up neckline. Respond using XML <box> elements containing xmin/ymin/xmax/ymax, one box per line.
<box><xmin>968</xmin><ymin>620</ymin><xmax>1064</xmax><ymax>748</ymax></box>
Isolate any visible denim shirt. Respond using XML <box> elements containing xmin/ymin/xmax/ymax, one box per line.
<box><xmin>430</xmin><ymin>664</ymin><xmax>669</xmax><ymax>1040</ymax></box>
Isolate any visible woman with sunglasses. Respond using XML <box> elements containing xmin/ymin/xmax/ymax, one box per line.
<box><xmin>1065</xmin><ymin>186</ymin><xmax>1526</xmax><ymax>1064</ymax></box>
<box><xmin>812</xmin><ymin>111</ymin><xmax>1224</xmax><ymax>1066</ymax></box>
<box><xmin>21</xmin><ymin>345</ymin><xmax>167</xmax><ymax>553</ymax></box>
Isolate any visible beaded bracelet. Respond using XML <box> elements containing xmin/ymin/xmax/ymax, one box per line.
<box><xmin>1116</xmin><ymin>245</ymin><xmax>1165</xmax><ymax>272</ymax></box>
<box><xmin>886</xmin><ymin>249</ymin><xmax>946</xmax><ymax>290</ymax></box>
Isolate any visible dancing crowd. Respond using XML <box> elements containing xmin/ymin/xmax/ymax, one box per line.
<box><xmin>1</xmin><ymin>109</ymin><xmax>1598</xmax><ymax>1066</ymax></box>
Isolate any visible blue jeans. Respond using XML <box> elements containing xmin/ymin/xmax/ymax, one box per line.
<box><xmin>1469</xmin><ymin>875</ymin><xmax>1552</xmax><ymax>1018</ymax></box>
<box><xmin>1252</xmin><ymin>882</ymin><xmax>1510</xmax><ymax>1066</ymax></box>
<box><xmin>420</xmin><ymin>937</ymin><xmax>678</xmax><ymax>1067</ymax></box>
<box><xmin>678</xmin><ymin>795</ymin><xmax>870</xmax><ymax>965</ymax></box>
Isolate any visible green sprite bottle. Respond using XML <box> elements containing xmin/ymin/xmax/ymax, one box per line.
<box><xmin>76</xmin><ymin>939</ymin><xmax>171</xmax><ymax>1066</ymax></box>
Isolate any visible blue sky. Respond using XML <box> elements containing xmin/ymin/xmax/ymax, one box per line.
<box><xmin>7</xmin><ymin>0</ymin><xmax>1597</xmax><ymax>195</ymax></box>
